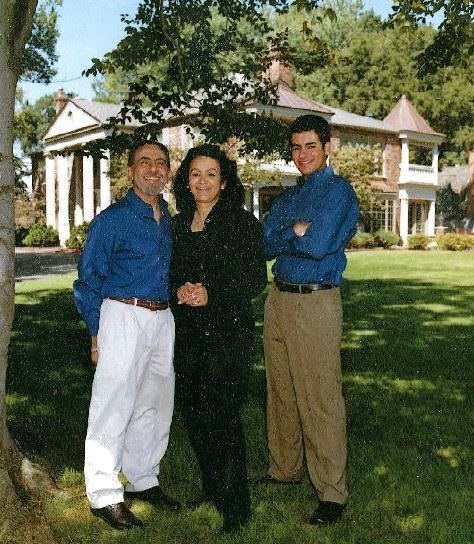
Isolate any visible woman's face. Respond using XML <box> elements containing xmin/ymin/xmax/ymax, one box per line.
<box><xmin>188</xmin><ymin>156</ymin><xmax>225</xmax><ymax>207</ymax></box>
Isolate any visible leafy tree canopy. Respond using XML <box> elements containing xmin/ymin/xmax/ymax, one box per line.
<box><xmin>86</xmin><ymin>0</ymin><xmax>336</xmax><ymax>157</ymax></box>
<box><xmin>388</xmin><ymin>0</ymin><xmax>474</xmax><ymax>75</ymax></box>
<box><xmin>19</xmin><ymin>0</ymin><xmax>62</xmax><ymax>84</ymax></box>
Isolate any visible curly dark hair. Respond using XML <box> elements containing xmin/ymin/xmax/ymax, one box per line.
<box><xmin>289</xmin><ymin>114</ymin><xmax>331</xmax><ymax>147</ymax></box>
<box><xmin>173</xmin><ymin>144</ymin><xmax>244</xmax><ymax>212</ymax></box>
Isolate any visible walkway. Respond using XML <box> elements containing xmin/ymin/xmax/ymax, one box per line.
<box><xmin>15</xmin><ymin>247</ymin><xmax>80</xmax><ymax>281</ymax></box>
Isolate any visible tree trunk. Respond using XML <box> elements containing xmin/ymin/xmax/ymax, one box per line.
<box><xmin>0</xmin><ymin>2</ymin><xmax>59</xmax><ymax>541</ymax></box>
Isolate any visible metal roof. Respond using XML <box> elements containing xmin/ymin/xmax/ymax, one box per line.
<box><xmin>383</xmin><ymin>95</ymin><xmax>444</xmax><ymax>137</ymax></box>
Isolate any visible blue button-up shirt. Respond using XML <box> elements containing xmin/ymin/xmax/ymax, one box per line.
<box><xmin>73</xmin><ymin>189</ymin><xmax>172</xmax><ymax>335</ymax></box>
<box><xmin>263</xmin><ymin>166</ymin><xmax>359</xmax><ymax>285</ymax></box>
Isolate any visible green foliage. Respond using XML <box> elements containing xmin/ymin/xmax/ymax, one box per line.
<box><xmin>331</xmin><ymin>143</ymin><xmax>382</xmax><ymax>215</ymax></box>
<box><xmin>14</xmin><ymin>227</ymin><xmax>29</xmax><ymax>247</ymax></box>
<box><xmin>437</xmin><ymin>233</ymin><xmax>474</xmax><ymax>251</ymax></box>
<box><xmin>297</xmin><ymin>19</ymin><xmax>473</xmax><ymax>165</ymax></box>
<box><xmin>65</xmin><ymin>223</ymin><xmax>90</xmax><ymax>251</ymax></box>
<box><xmin>347</xmin><ymin>232</ymin><xmax>375</xmax><ymax>249</ymax></box>
<box><xmin>436</xmin><ymin>184</ymin><xmax>466</xmax><ymax>227</ymax></box>
<box><xmin>14</xmin><ymin>93</ymin><xmax>56</xmax><ymax>154</ymax></box>
<box><xmin>23</xmin><ymin>222</ymin><xmax>59</xmax><ymax>247</ymax></box>
<box><xmin>408</xmin><ymin>233</ymin><xmax>431</xmax><ymax>250</ymax></box>
<box><xmin>389</xmin><ymin>0</ymin><xmax>474</xmax><ymax>75</ymax></box>
<box><xmin>373</xmin><ymin>229</ymin><xmax>400</xmax><ymax>248</ymax></box>
<box><xmin>19</xmin><ymin>0</ymin><xmax>62</xmax><ymax>83</ymax></box>
<box><xmin>85</xmin><ymin>0</ymin><xmax>332</xmax><ymax>157</ymax></box>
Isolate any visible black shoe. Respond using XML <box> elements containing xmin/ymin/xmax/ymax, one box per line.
<box><xmin>308</xmin><ymin>501</ymin><xmax>346</xmax><ymax>525</ymax></box>
<box><xmin>91</xmin><ymin>502</ymin><xmax>143</xmax><ymax>530</ymax></box>
<box><xmin>249</xmin><ymin>474</ymin><xmax>301</xmax><ymax>485</ymax></box>
<box><xmin>125</xmin><ymin>486</ymin><xmax>181</xmax><ymax>511</ymax></box>
<box><xmin>222</xmin><ymin>515</ymin><xmax>250</xmax><ymax>534</ymax></box>
<box><xmin>183</xmin><ymin>495</ymin><xmax>207</xmax><ymax>509</ymax></box>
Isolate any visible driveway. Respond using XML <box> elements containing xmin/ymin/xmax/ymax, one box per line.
<box><xmin>15</xmin><ymin>247</ymin><xmax>80</xmax><ymax>281</ymax></box>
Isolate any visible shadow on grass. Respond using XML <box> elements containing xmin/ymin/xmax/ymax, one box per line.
<box><xmin>6</xmin><ymin>274</ymin><xmax>474</xmax><ymax>542</ymax></box>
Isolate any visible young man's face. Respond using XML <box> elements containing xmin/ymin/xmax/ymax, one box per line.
<box><xmin>290</xmin><ymin>130</ymin><xmax>331</xmax><ymax>177</ymax></box>
<box><xmin>128</xmin><ymin>144</ymin><xmax>170</xmax><ymax>198</ymax></box>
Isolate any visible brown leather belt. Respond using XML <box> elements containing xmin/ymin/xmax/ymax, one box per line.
<box><xmin>274</xmin><ymin>278</ymin><xmax>335</xmax><ymax>294</ymax></box>
<box><xmin>107</xmin><ymin>296</ymin><xmax>169</xmax><ymax>311</ymax></box>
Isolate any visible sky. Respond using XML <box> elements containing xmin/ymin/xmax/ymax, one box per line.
<box><xmin>19</xmin><ymin>0</ymin><xmax>441</xmax><ymax>104</ymax></box>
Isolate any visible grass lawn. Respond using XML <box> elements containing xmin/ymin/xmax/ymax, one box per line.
<box><xmin>7</xmin><ymin>250</ymin><xmax>474</xmax><ymax>543</ymax></box>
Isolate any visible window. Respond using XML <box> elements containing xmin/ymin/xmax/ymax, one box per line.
<box><xmin>362</xmin><ymin>198</ymin><xmax>396</xmax><ymax>232</ymax></box>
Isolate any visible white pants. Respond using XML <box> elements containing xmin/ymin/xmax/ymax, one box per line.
<box><xmin>84</xmin><ymin>299</ymin><xmax>175</xmax><ymax>509</ymax></box>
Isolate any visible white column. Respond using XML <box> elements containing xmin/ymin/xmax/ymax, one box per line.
<box><xmin>100</xmin><ymin>152</ymin><xmax>111</xmax><ymax>211</ymax></box>
<box><xmin>392</xmin><ymin>199</ymin><xmax>398</xmax><ymax>232</ymax></box>
<box><xmin>83</xmin><ymin>155</ymin><xmax>95</xmax><ymax>222</ymax></box>
<box><xmin>400</xmin><ymin>139</ymin><xmax>409</xmax><ymax>182</ymax></box>
<box><xmin>74</xmin><ymin>155</ymin><xmax>84</xmax><ymax>226</ymax></box>
<box><xmin>427</xmin><ymin>200</ymin><xmax>436</xmax><ymax>237</ymax></box>
<box><xmin>45</xmin><ymin>154</ymin><xmax>56</xmax><ymax>227</ymax></box>
<box><xmin>252</xmin><ymin>187</ymin><xmax>260</xmax><ymax>219</ymax></box>
<box><xmin>57</xmin><ymin>154</ymin><xmax>71</xmax><ymax>246</ymax></box>
<box><xmin>400</xmin><ymin>197</ymin><xmax>409</xmax><ymax>246</ymax></box>
<box><xmin>431</xmin><ymin>144</ymin><xmax>439</xmax><ymax>185</ymax></box>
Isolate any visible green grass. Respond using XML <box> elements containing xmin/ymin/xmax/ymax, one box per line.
<box><xmin>7</xmin><ymin>251</ymin><xmax>474</xmax><ymax>543</ymax></box>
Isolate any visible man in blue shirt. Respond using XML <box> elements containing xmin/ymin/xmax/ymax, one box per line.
<box><xmin>259</xmin><ymin>115</ymin><xmax>359</xmax><ymax>525</ymax></box>
<box><xmin>74</xmin><ymin>141</ymin><xmax>179</xmax><ymax>529</ymax></box>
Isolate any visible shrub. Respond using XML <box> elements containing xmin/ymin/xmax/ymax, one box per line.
<box><xmin>15</xmin><ymin>226</ymin><xmax>29</xmax><ymax>247</ymax></box>
<box><xmin>408</xmin><ymin>233</ymin><xmax>430</xmax><ymax>250</ymax></box>
<box><xmin>23</xmin><ymin>222</ymin><xmax>60</xmax><ymax>247</ymax></box>
<box><xmin>373</xmin><ymin>230</ymin><xmax>401</xmax><ymax>248</ymax></box>
<box><xmin>66</xmin><ymin>222</ymin><xmax>90</xmax><ymax>251</ymax></box>
<box><xmin>347</xmin><ymin>232</ymin><xmax>375</xmax><ymax>249</ymax></box>
<box><xmin>437</xmin><ymin>233</ymin><xmax>474</xmax><ymax>251</ymax></box>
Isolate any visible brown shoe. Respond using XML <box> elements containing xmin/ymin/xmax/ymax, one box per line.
<box><xmin>125</xmin><ymin>486</ymin><xmax>181</xmax><ymax>511</ymax></box>
<box><xmin>91</xmin><ymin>502</ymin><xmax>143</xmax><ymax>529</ymax></box>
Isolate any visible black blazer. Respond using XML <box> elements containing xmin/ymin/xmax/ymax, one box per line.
<box><xmin>170</xmin><ymin>199</ymin><xmax>267</xmax><ymax>338</ymax></box>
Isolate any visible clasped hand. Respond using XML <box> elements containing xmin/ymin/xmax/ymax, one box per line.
<box><xmin>177</xmin><ymin>282</ymin><xmax>208</xmax><ymax>306</ymax></box>
<box><xmin>293</xmin><ymin>221</ymin><xmax>311</xmax><ymax>237</ymax></box>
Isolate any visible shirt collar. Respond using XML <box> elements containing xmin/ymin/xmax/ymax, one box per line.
<box><xmin>297</xmin><ymin>165</ymin><xmax>334</xmax><ymax>188</ymax></box>
<box><xmin>126</xmin><ymin>188</ymin><xmax>165</xmax><ymax>218</ymax></box>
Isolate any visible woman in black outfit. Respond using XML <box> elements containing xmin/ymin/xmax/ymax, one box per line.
<box><xmin>170</xmin><ymin>144</ymin><xmax>267</xmax><ymax>533</ymax></box>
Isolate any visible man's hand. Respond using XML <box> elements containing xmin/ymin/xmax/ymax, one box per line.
<box><xmin>177</xmin><ymin>282</ymin><xmax>208</xmax><ymax>306</ymax></box>
<box><xmin>293</xmin><ymin>221</ymin><xmax>312</xmax><ymax>237</ymax></box>
<box><xmin>91</xmin><ymin>336</ymin><xmax>98</xmax><ymax>365</ymax></box>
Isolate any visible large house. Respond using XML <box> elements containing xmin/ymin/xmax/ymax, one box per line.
<box><xmin>34</xmin><ymin>63</ymin><xmax>444</xmax><ymax>246</ymax></box>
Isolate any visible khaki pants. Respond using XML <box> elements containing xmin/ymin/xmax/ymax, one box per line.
<box><xmin>263</xmin><ymin>284</ymin><xmax>348</xmax><ymax>504</ymax></box>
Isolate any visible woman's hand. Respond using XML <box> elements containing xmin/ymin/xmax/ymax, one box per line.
<box><xmin>177</xmin><ymin>282</ymin><xmax>208</xmax><ymax>306</ymax></box>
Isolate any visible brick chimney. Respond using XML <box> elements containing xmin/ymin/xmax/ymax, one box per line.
<box><xmin>55</xmin><ymin>88</ymin><xmax>67</xmax><ymax>114</ymax></box>
<box><xmin>266</xmin><ymin>49</ymin><xmax>294</xmax><ymax>89</ymax></box>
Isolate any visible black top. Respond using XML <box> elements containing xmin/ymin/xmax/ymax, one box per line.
<box><xmin>170</xmin><ymin>199</ymin><xmax>267</xmax><ymax>337</ymax></box>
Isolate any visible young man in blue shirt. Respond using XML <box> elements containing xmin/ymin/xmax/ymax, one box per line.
<box><xmin>260</xmin><ymin>115</ymin><xmax>359</xmax><ymax>525</ymax></box>
<box><xmin>74</xmin><ymin>141</ymin><xmax>179</xmax><ymax>529</ymax></box>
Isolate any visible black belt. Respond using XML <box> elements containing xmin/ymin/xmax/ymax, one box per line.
<box><xmin>108</xmin><ymin>297</ymin><xmax>169</xmax><ymax>311</ymax></box>
<box><xmin>274</xmin><ymin>278</ymin><xmax>335</xmax><ymax>294</ymax></box>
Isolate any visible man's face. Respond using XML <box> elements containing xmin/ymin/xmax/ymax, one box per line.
<box><xmin>128</xmin><ymin>144</ymin><xmax>170</xmax><ymax>198</ymax></box>
<box><xmin>290</xmin><ymin>130</ymin><xmax>331</xmax><ymax>177</ymax></box>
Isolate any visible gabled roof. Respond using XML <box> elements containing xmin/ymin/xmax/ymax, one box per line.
<box><xmin>383</xmin><ymin>95</ymin><xmax>444</xmax><ymax>137</ymax></box>
<box><xmin>71</xmin><ymin>98</ymin><xmax>122</xmax><ymax>124</ymax></box>
<box><xmin>276</xmin><ymin>84</ymin><xmax>333</xmax><ymax>115</ymax></box>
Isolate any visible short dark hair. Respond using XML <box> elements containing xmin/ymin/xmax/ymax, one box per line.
<box><xmin>173</xmin><ymin>144</ymin><xmax>244</xmax><ymax>213</ymax></box>
<box><xmin>289</xmin><ymin>115</ymin><xmax>331</xmax><ymax>147</ymax></box>
<box><xmin>128</xmin><ymin>140</ymin><xmax>170</xmax><ymax>167</ymax></box>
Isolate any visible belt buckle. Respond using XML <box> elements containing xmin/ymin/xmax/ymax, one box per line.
<box><xmin>132</xmin><ymin>297</ymin><xmax>138</xmax><ymax>306</ymax></box>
